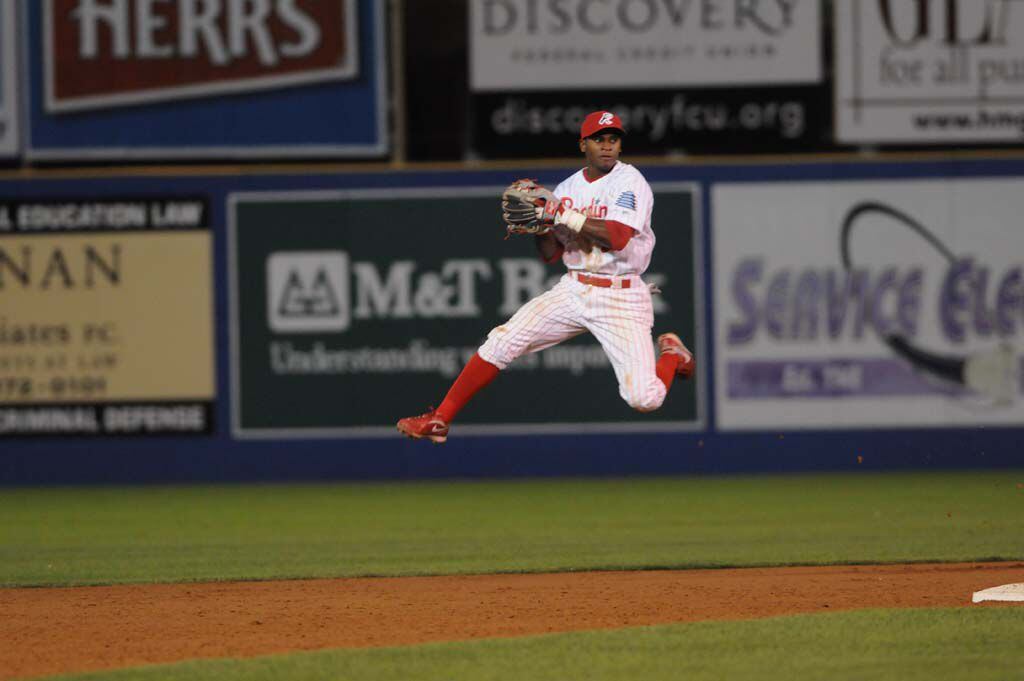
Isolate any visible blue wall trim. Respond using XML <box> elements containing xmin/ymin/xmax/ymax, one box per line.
<box><xmin>2</xmin><ymin>157</ymin><xmax>1022</xmax><ymax>484</ymax></box>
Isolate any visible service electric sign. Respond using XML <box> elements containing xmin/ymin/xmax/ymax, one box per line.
<box><xmin>470</xmin><ymin>0</ymin><xmax>821</xmax><ymax>90</ymax></box>
<box><xmin>713</xmin><ymin>179</ymin><xmax>1024</xmax><ymax>430</ymax></box>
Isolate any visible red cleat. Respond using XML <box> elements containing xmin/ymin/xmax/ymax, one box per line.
<box><xmin>657</xmin><ymin>333</ymin><xmax>695</xmax><ymax>379</ymax></box>
<box><xmin>396</xmin><ymin>409</ymin><xmax>450</xmax><ymax>444</ymax></box>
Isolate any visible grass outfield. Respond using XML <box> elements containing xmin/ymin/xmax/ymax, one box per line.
<box><xmin>39</xmin><ymin>608</ymin><xmax>1024</xmax><ymax>681</ymax></box>
<box><xmin>1</xmin><ymin>471</ymin><xmax>1022</xmax><ymax>587</ymax></box>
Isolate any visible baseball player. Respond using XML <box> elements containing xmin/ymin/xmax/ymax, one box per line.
<box><xmin>397</xmin><ymin>110</ymin><xmax>694</xmax><ymax>443</ymax></box>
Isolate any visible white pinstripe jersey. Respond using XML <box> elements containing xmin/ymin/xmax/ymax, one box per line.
<box><xmin>552</xmin><ymin>161</ymin><xmax>655</xmax><ymax>277</ymax></box>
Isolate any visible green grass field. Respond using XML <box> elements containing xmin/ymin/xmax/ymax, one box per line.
<box><xmin>39</xmin><ymin>609</ymin><xmax>1024</xmax><ymax>681</ymax></box>
<box><xmin>4</xmin><ymin>471</ymin><xmax>1023</xmax><ymax>680</ymax></box>
<box><xmin>3</xmin><ymin>471</ymin><xmax>1023</xmax><ymax>587</ymax></box>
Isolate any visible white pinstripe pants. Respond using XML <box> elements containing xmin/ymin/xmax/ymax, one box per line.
<box><xmin>477</xmin><ymin>274</ymin><xmax>667</xmax><ymax>412</ymax></box>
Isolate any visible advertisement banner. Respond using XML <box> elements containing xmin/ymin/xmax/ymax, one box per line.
<box><xmin>835</xmin><ymin>0</ymin><xmax>1024</xmax><ymax>144</ymax></box>
<box><xmin>0</xmin><ymin>198</ymin><xmax>215</xmax><ymax>436</ymax></box>
<box><xmin>471</xmin><ymin>87</ymin><xmax>827</xmax><ymax>157</ymax></box>
<box><xmin>0</xmin><ymin>1</ymin><xmax>19</xmax><ymax>157</ymax></box>
<box><xmin>44</xmin><ymin>0</ymin><xmax>357</xmax><ymax>113</ymax></box>
<box><xmin>470</xmin><ymin>0</ymin><xmax>821</xmax><ymax>90</ymax></box>
<box><xmin>230</xmin><ymin>186</ymin><xmax>704</xmax><ymax>438</ymax></box>
<box><xmin>713</xmin><ymin>179</ymin><xmax>1024</xmax><ymax>430</ymax></box>
<box><xmin>25</xmin><ymin>0</ymin><xmax>386</xmax><ymax>159</ymax></box>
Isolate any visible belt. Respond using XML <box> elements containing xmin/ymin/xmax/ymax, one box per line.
<box><xmin>570</xmin><ymin>271</ymin><xmax>632</xmax><ymax>289</ymax></box>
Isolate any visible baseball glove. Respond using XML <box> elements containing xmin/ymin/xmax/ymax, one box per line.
<box><xmin>502</xmin><ymin>178</ymin><xmax>559</xmax><ymax>235</ymax></box>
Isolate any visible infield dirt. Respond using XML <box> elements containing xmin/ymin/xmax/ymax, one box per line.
<box><xmin>3</xmin><ymin>562</ymin><xmax>1023</xmax><ymax>680</ymax></box>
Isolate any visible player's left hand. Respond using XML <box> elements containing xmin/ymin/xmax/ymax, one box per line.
<box><xmin>502</xmin><ymin>179</ymin><xmax>559</xmax><ymax>236</ymax></box>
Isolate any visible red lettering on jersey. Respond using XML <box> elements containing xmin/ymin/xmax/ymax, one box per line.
<box><xmin>582</xmin><ymin>199</ymin><xmax>607</xmax><ymax>219</ymax></box>
<box><xmin>560</xmin><ymin>198</ymin><xmax>605</xmax><ymax>218</ymax></box>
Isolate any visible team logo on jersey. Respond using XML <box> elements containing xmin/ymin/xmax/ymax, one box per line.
<box><xmin>615</xmin><ymin>191</ymin><xmax>637</xmax><ymax>211</ymax></box>
<box><xmin>267</xmin><ymin>252</ymin><xmax>350</xmax><ymax>333</ymax></box>
<box><xmin>44</xmin><ymin>0</ymin><xmax>358</xmax><ymax>113</ymax></box>
<box><xmin>598</xmin><ymin>112</ymin><xmax>614</xmax><ymax>126</ymax></box>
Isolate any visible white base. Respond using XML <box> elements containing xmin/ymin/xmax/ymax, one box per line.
<box><xmin>972</xmin><ymin>583</ymin><xmax>1024</xmax><ymax>603</ymax></box>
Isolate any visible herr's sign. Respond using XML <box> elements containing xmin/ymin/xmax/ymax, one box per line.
<box><xmin>229</xmin><ymin>187</ymin><xmax>704</xmax><ymax>438</ymax></box>
<box><xmin>470</xmin><ymin>0</ymin><xmax>821</xmax><ymax>90</ymax></box>
<box><xmin>25</xmin><ymin>1</ymin><xmax>386</xmax><ymax>160</ymax></box>
<box><xmin>45</xmin><ymin>0</ymin><xmax>357</xmax><ymax>113</ymax></box>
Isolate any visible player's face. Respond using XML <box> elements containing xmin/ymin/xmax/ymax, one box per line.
<box><xmin>580</xmin><ymin>132</ymin><xmax>622</xmax><ymax>175</ymax></box>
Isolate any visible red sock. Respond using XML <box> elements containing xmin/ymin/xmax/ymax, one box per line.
<box><xmin>435</xmin><ymin>354</ymin><xmax>499</xmax><ymax>422</ymax></box>
<box><xmin>656</xmin><ymin>353</ymin><xmax>680</xmax><ymax>392</ymax></box>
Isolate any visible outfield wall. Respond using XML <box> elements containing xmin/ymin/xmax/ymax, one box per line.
<box><xmin>1</xmin><ymin>156</ymin><xmax>1022</xmax><ymax>483</ymax></box>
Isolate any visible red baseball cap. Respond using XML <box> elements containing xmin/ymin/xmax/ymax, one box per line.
<box><xmin>580</xmin><ymin>110</ymin><xmax>626</xmax><ymax>140</ymax></box>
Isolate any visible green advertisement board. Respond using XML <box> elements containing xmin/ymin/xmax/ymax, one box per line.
<box><xmin>229</xmin><ymin>185</ymin><xmax>704</xmax><ymax>437</ymax></box>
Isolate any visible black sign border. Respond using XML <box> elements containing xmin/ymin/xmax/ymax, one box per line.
<box><xmin>227</xmin><ymin>184</ymin><xmax>707</xmax><ymax>439</ymax></box>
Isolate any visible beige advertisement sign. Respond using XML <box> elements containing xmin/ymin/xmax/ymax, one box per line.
<box><xmin>0</xmin><ymin>198</ymin><xmax>214</xmax><ymax>435</ymax></box>
<box><xmin>470</xmin><ymin>0</ymin><xmax>821</xmax><ymax>91</ymax></box>
<box><xmin>835</xmin><ymin>0</ymin><xmax>1024</xmax><ymax>143</ymax></box>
